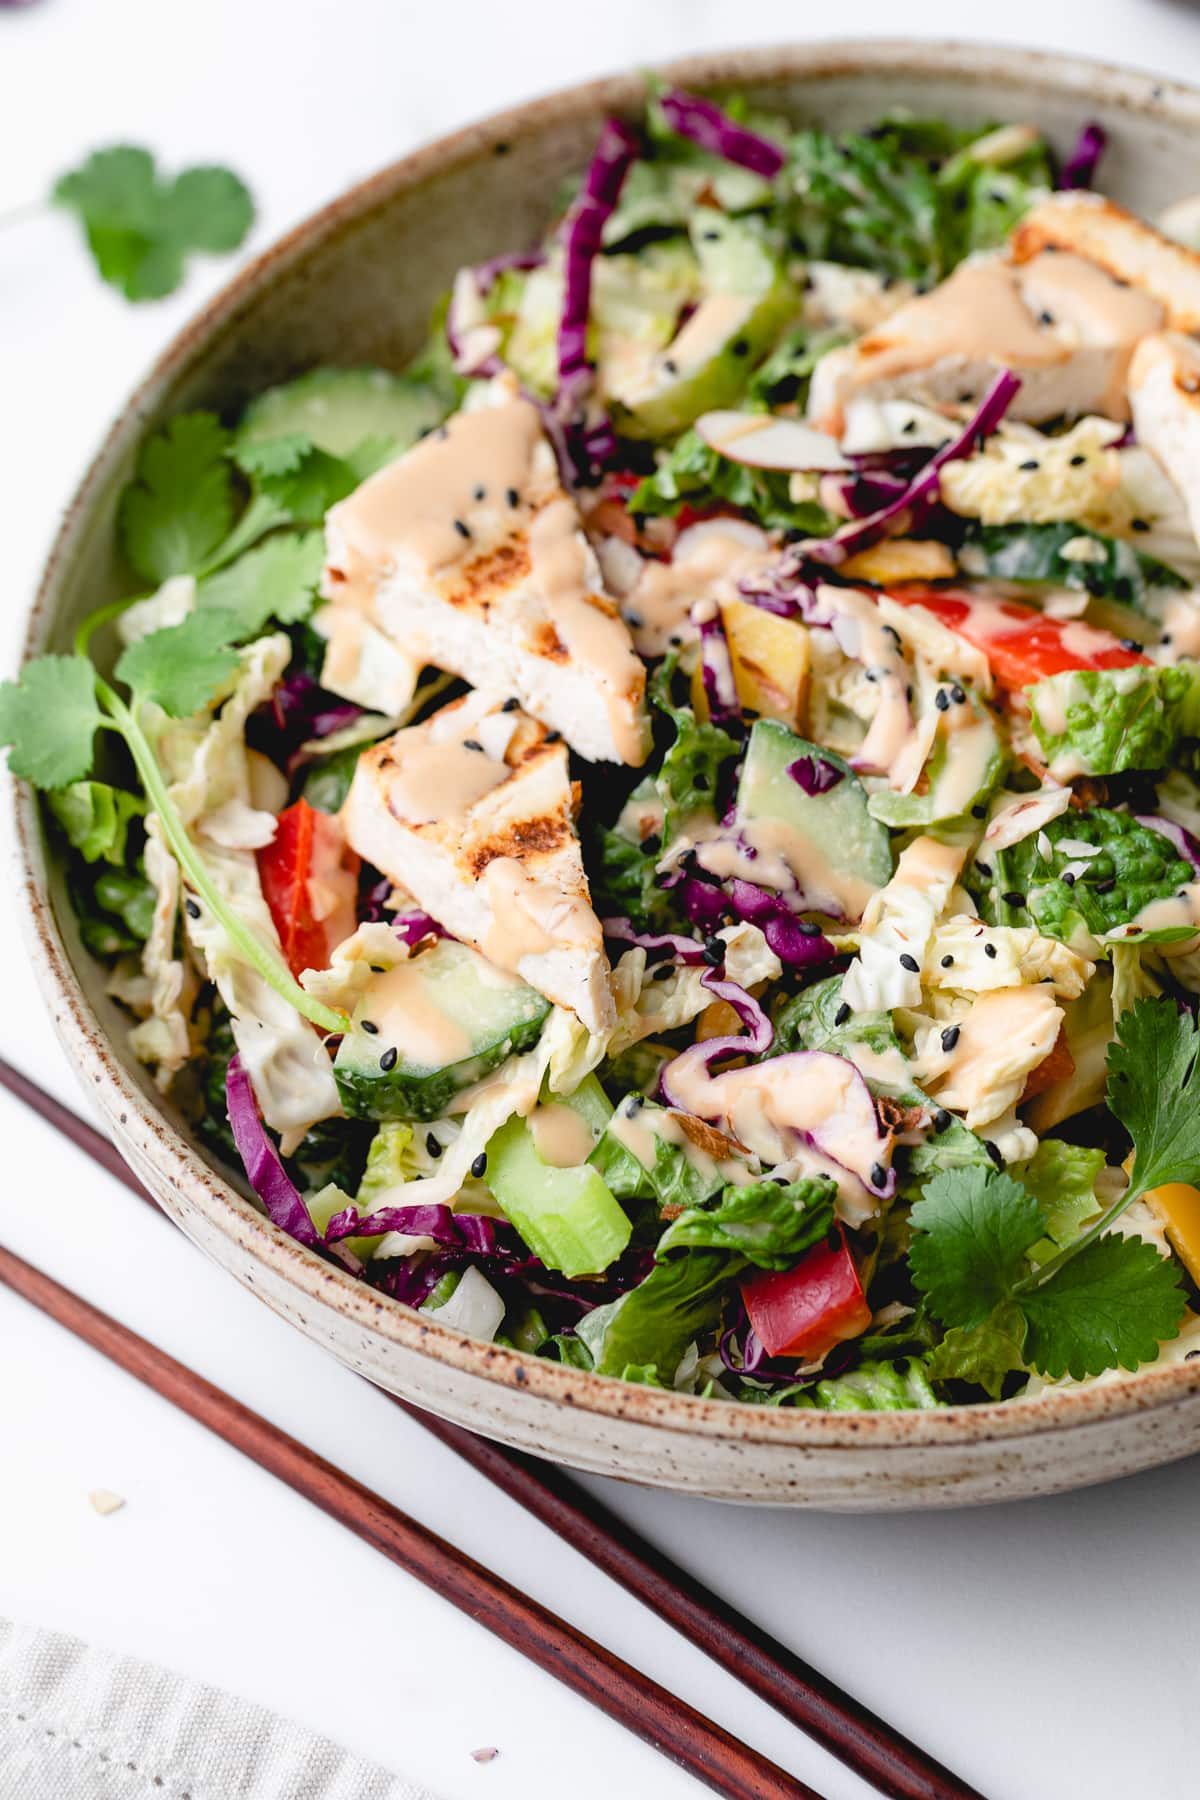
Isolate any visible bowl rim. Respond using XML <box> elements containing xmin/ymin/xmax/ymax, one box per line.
<box><xmin>18</xmin><ymin>36</ymin><xmax>1200</xmax><ymax>1454</ymax></box>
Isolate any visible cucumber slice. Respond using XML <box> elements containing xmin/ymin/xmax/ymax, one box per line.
<box><xmin>610</xmin><ymin>215</ymin><xmax>796</xmax><ymax>439</ymax></box>
<box><xmin>334</xmin><ymin>939</ymin><xmax>550</xmax><ymax>1122</ymax></box>
<box><xmin>869</xmin><ymin>706</ymin><xmax>1005</xmax><ymax>829</ymax></box>
<box><xmin>239</xmin><ymin>367</ymin><xmax>449</xmax><ymax>471</ymax></box>
<box><xmin>736</xmin><ymin>720</ymin><xmax>893</xmax><ymax>913</ymax></box>
<box><xmin>486</xmin><ymin>1079</ymin><xmax>631</xmax><ymax>1277</ymax></box>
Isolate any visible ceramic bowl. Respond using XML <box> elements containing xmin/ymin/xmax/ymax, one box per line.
<box><xmin>20</xmin><ymin>40</ymin><xmax>1200</xmax><ymax>1508</ymax></box>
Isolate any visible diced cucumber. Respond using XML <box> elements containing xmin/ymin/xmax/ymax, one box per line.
<box><xmin>334</xmin><ymin>939</ymin><xmax>550</xmax><ymax>1122</ymax></box>
<box><xmin>736</xmin><ymin>719</ymin><xmax>892</xmax><ymax>909</ymax></box>
<box><xmin>303</xmin><ymin>1182</ymin><xmax>380</xmax><ymax>1264</ymax></box>
<box><xmin>486</xmin><ymin>1081</ymin><xmax>630</xmax><ymax>1277</ymax></box>
<box><xmin>238</xmin><ymin>367</ymin><xmax>449</xmax><ymax>471</ymax></box>
<box><xmin>610</xmin><ymin>215</ymin><xmax>796</xmax><ymax>439</ymax></box>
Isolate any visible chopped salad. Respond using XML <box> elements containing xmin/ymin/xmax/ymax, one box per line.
<box><xmin>16</xmin><ymin>87</ymin><xmax>1200</xmax><ymax>1410</ymax></box>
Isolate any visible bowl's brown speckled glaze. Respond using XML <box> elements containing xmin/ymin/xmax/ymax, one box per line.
<box><xmin>19</xmin><ymin>41</ymin><xmax>1200</xmax><ymax>1507</ymax></box>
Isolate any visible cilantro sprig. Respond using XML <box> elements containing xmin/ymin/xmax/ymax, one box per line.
<box><xmin>51</xmin><ymin>146</ymin><xmax>254</xmax><ymax>301</ymax></box>
<box><xmin>910</xmin><ymin>997</ymin><xmax>1200</xmax><ymax>1389</ymax></box>
<box><xmin>0</xmin><ymin>618</ymin><xmax>347</xmax><ymax>1035</ymax></box>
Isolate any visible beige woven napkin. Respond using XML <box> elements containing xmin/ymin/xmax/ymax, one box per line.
<box><xmin>0</xmin><ymin>1618</ymin><xmax>439</xmax><ymax>1799</ymax></box>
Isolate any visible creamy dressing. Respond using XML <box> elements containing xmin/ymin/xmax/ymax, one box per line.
<box><xmin>854</xmin><ymin>260</ymin><xmax>1070</xmax><ymax>383</ymax></box>
<box><xmin>933</xmin><ymin>713</ymin><xmax>999</xmax><ymax>819</ymax></box>
<box><xmin>528</xmin><ymin>1102</ymin><xmax>597</xmax><ymax>1167</ymax></box>
<box><xmin>811</xmin><ymin>585</ymin><xmax>915</xmax><ymax>779</ymax></box>
<box><xmin>691</xmin><ymin>814</ymin><xmax>877</xmax><ymax>923</ymax></box>
<box><xmin>607</xmin><ymin>1100</ymin><xmax>752</xmax><ymax>1189</ymax></box>
<box><xmin>480</xmin><ymin>856</ymin><xmax>604</xmax><ymax>968</ymax></box>
<box><xmin>627</xmin><ymin>521</ymin><xmax>774</xmax><ymax>657</ymax></box>
<box><xmin>920</xmin><ymin>986</ymin><xmax>1062</xmax><ymax>1127</ymax></box>
<box><xmin>1016</xmin><ymin>250</ymin><xmax>1163</xmax><ymax>417</ymax></box>
<box><xmin>1124</xmin><ymin>885</ymin><xmax>1200</xmax><ymax>937</ymax></box>
<box><xmin>527</xmin><ymin>496</ymin><xmax>647</xmax><ymax>765</ymax></box>
<box><xmin>359</xmin><ymin>960</ymin><xmax>474</xmax><ymax>1069</ymax></box>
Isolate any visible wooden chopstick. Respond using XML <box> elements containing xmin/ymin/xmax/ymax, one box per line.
<box><xmin>0</xmin><ymin>1240</ymin><xmax>819</xmax><ymax>1800</ymax></box>
<box><xmin>0</xmin><ymin>1056</ymin><xmax>985</xmax><ymax>1800</ymax></box>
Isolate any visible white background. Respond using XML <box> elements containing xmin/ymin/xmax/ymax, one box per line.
<box><xmin>3</xmin><ymin>4</ymin><xmax>1200</xmax><ymax>1798</ymax></box>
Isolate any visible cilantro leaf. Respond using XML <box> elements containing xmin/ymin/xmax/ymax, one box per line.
<box><xmin>198</xmin><ymin>531</ymin><xmax>324</xmax><ymax>636</ymax></box>
<box><xmin>53</xmin><ymin>146</ymin><xmax>253</xmax><ymax>301</ymax></box>
<box><xmin>118</xmin><ymin>413</ymin><xmax>235</xmax><ymax>583</ymax></box>
<box><xmin>1022</xmin><ymin>1233</ymin><xmax>1186</xmax><ymax>1380</ymax></box>
<box><xmin>0</xmin><ymin>656</ymin><xmax>102</xmax><ymax>788</ymax></box>
<box><xmin>233</xmin><ymin>435</ymin><xmax>358</xmax><ymax>527</ymax></box>
<box><xmin>114</xmin><ymin>608</ymin><xmax>242</xmax><ymax>717</ymax></box>
<box><xmin>908</xmin><ymin>1166</ymin><xmax>1044</xmax><ymax>1330</ymax></box>
<box><xmin>1107</xmin><ymin>997</ymin><xmax>1200</xmax><ymax>1196</ymax></box>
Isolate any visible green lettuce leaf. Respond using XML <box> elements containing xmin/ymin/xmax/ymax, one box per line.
<box><xmin>958</xmin><ymin>521</ymin><xmax>1186</xmax><ymax>608</ymax></box>
<box><xmin>628</xmin><ymin>429</ymin><xmax>835</xmax><ymax>536</ymax></box>
<box><xmin>575</xmin><ymin>1250</ymin><xmax>739</xmax><ymax>1381</ymax></box>
<box><xmin>656</xmin><ymin>1175</ymin><xmax>836</xmax><ymax>1268</ymax></box>
<box><xmin>1026</xmin><ymin>663</ymin><xmax>1200</xmax><ymax>778</ymax></box>
<box><xmin>47</xmin><ymin>782</ymin><xmax>143</xmax><ymax>865</ymax></box>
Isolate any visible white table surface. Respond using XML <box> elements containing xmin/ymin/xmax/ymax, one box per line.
<box><xmin>3</xmin><ymin>4</ymin><xmax>1200</xmax><ymax>1797</ymax></box>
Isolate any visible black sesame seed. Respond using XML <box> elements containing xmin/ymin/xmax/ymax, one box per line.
<box><xmin>958</xmin><ymin>390</ymin><xmax>974</xmax><ymax>404</ymax></box>
<box><xmin>972</xmin><ymin>803</ymin><xmax>987</xmax><ymax>820</ymax></box>
<box><xmin>702</xmin><ymin>228</ymin><xmax>721</xmax><ymax>241</ymax></box>
<box><xmin>370</xmin><ymin>965</ymin><xmax>386</xmax><ymax>974</ymax></box>
<box><xmin>984</xmin><ymin>942</ymin><xmax>997</xmax><ymax>959</ymax></box>
<box><xmin>545</xmin><ymin>730</ymin><xmax>562</xmax><ymax>744</ymax></box>
<box><xmin>951</xmin><ymin>684</ymin><xmax>966</xmax><ymax>704</ymax></box>
<box><xmin>184</xmin><ymin>898</ymin><xmax>200</xmax><ymax>919</ymax></box>
<box><xmin>624</xmin><ymin>610</ymin><xmax>644</xmax><ymax>629</ymax></box>
<box><xmin>906</xmin><ymin>685</ymin><xmax>915</xmax><ymax>704</ymax></box>
<box><xmin>641</xmin><ymin>833</ymin><xmax>661</xmax><ymax>855</ymax></box>
<box><xmin>1069</xmin><ymin>454</ymin><xmax>1087</xmax><ymax>467</ymax></box>
<box><xmin>663</xmin><ymin>358</ymin><xmax>679</xmax><ymax>375</ymax></box>
<box><xmin>425</xmin><ymin>1132</ymin><xmax>442</xmax><ymax>1158</ymax></box>
<box><xmin>1162</xmin><ymin>633</ymin><xmax>1174</xmax><ymax>646</ymax></box>
<box><xmin>693</xmin><ymin>772</ymin><xmax>710</xmax><ymax>791</ymax></box>
<box><xmin>941</xmin><ymin>1025</ymin><xmax>960</xmax><ymax>1052</ymax></box>
<box><xmin>1120</xmin><ymin>638</ymin><xmax>1143</xmax><ymax>653</ymax></box>
<box><xmin>901</xmin><ymin>419</ymin><xmax>917</xmax><ymax>435</ymax></box>
<box><xmin>462</xmin><ymin>738</ymin><xmax>484</xmax><ymax>752</ymax></box>
<box><xmin>669</xmin><ymin>634</ymin><xmax>683</xmax><ymax>647</ymax></box>
<box><xmin>380</xmin><ymin>1047</ymin><xmax>398</xmax><ymax>1072</ymax></box>
<box><xmin>797</xmin><ymin>921</ymin><xmax>822</xmax><ymax>938</ymax></box>
<box><xmin>502</xmin><ymin>696</ymin><xmax>520</xmax><ymax>712</ymax></box>
<box><xmin>883</xmin><ymin>624</ymin><xmax>902</xmax><ymax>647</ymax></box>
<box><xmin>1062</xmin><ymin>870</ymin><xmax>1077</xmax><ymax>887</ymax></box>
<box><xmin>899</xmin><ymin>952</ymin><xmax>920</xmax><ymax>973</ymax></box>
<box><xmin>933</xmin><ymin>1109</ymin><xmax>952</xmax><ymax>1134</ymax></box>
<box><xmin>470</xmin><ymin>1152</ymin><xmax>488</xmax><ymax>1179</ymax></box>
<box><xmin>361</xmin><ymin>1019</ymin><xmax>379</xmax><ymax>1036</ymax></box>
<box><xmin>731</xmin><ymin>338</ymin><xmax>750</xmax><ymax>357</ymax></box>
<box><xmin>652</xmin><ymin>963</ymin><xmax>674</xmax><ymax>981</ymax></box>
<box><xmin>472</xmin><ymin>483</ymin><xmax>487</xmax><ymax>501</ymax></box>
<box><xmin>976</xmin><ymin>860</ymin><xmax>992</xmax><ymax>877</ymax></box>
<box><xmin>1131</xmin><ymin>517</ymin><xmax>1150</xmax><ymax>532</ymax></box>
<box><xmin>1002</xmin><ymin>890</ymin><xmax>1026</xmax><ymax>908</ymax></box>
<box><xmin>703</xmin><ymin>936</ymin><xmax>725</xmax><ymax>966</ymax></box>
<box><xmin>453</xmin><ymin>518</ymin><xmax>471</xmax><ymax>540</ymax></box>
<box><xmin>628</xmin><ymin>1094</ymin><xmax>645</xmax><ymax>1112</ymax></box>
<box><xmin>1018</xmin><ymin>459</ymin><xmax>1040</xmax><ymax>472</ymax></box>
<box><xmin>935</xmin><ymin>688</ymin><xmax>950</xmax><ymax>712</ymax></box>
<box><xmin>506</xmin><ymin>487</ymin><xmax>520</xmax><ymax>508</ymax></box>
<box><xmin>941</xmin><ymin>954</ymin><xmax>954</xmax><ymax>968</ymax></box>
<box><xmin>834</xmin><ymin>1002</ymin><xmax>851</xmax><ymax>1026</ymax></box>
<box><xmin>1095</xmin><ymin>877</ymin><xmax>1116</xmax><ymax>893</ymax></box>
<box><xmin>1038</xmin><ymin>311</ymin><xmax>1054</xmax><ymax>327</ymax></box>
<box><xmin>985</xmin><ymin>1140</ymin><xmax>1004</xmax><ymax>1169</ymax></box>
<box><xmin>870</xmin><ymin>1162</ymin><xmax>887</xmax><ymax>1189</ymax></box>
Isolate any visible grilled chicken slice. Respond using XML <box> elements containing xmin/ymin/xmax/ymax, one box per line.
<box><xmin>1128</xmin><ymin>330</ymin><xmax>1200</xmax><ymax>544</ymax></box>
<box><xmin>807</xmin><ymin>189</ymin><xmax>1200</xmax><ymax>435</ymax></box>
<box><xmin>341</xmin><ymin>689</ymin><xmax>615</xmax><ymax>1034</ymax></box>
<box><xmin>321</xmin><ymin>377</ymin><xmax>650</xmax><ymax>767</ymax></box>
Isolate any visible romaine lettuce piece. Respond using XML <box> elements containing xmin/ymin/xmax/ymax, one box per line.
<box><xmin>575</xmin><ymin>1249</ymin><xmax>738</xmax><ymax>1381</ymax></box>
<box><xmin>656</xmin><ymin>1174</ymin><xmax>836</xmax><ymax>1268</ymax></box>
<box><xmin>958</xmin><ymin>521</ymin><xmax>1186</xmax><ymax>609</ymax></box>
<box><xmin>1026</xmin><ymin>662</ymin><xmax>1200</xmax><ymax>779</ymax></box>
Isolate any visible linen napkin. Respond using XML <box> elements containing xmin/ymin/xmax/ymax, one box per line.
<box><xmin>0</xmin><ymin>1618</ymin><xmax>439</xmax><ymax>1799</ymax></box>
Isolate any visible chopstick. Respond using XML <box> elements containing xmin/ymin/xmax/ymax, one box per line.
<box><xmin>0</xmin><ymin>1241</ymin><xmax>816</xmax><ymax>1800</ymax></box>
<box><xmin>0</xmin><ymin>1057</ymin><xmax>985</xmax><ymax>1800</ymax></box>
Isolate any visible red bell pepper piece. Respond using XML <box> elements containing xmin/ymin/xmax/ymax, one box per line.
<box><xmin>740</xmin><ymin>1226</ymin><xmax>871</xmax><ymax>1360</ymax></box>
<box><xmin>256</xmin><ymin>798</ymin><xmax>360</xmax><ymax>981</ymax></box>
<box><xmin>886</xmin><ymin>586</ymin><xmax>1150</xmax><ymax>690</ymax></box>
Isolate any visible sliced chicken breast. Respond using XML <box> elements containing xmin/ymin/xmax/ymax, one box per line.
<box><xmin>341</xmin><ymin>689</ymin><xmax>615</xmax><ymax>1034</ymax></box>
<box><xmin>1010</xmin><ymin>191</ymin><xmax>1200</xmax><ymax>332</ymax></box>
<box><xmin>1128</xmin><ymin>330</ymin><xmax>1200</xmax><ymax>544</ymax></box>
<box><xmin>321</xmin><ymin>377</ymin><xmax>649</xmax><ymax>767</ymax></box>
<box><xmin>808</xmin><ymin>250</ymin><xmax>1163</xmax><ymax>433</ymax></box>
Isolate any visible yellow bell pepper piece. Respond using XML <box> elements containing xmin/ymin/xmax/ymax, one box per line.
<box><xmin>691</xmin><ymin>598</ymin><xmax>810</xmax><ymax>728</ymax></box>
<box><xmin>839</xmin><ymin>539</ymin><xmax>957</xmax><ymax>585</ymax></box>
<box><xmin>1144</xmin><ymin>1182</ymin><xmax>1200</xmax><ymax>1285</ymax></box>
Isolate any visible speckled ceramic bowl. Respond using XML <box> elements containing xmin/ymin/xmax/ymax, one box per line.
<box><xmin>19</xmin><ymin>41</ymin><xmax>1200</xmax><ymax>1508</ymax></box>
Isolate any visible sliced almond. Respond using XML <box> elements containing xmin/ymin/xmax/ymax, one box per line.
<box><xmin>695</xmin><ymin>411</ymin><xmax>850</xmax><ymax>471</ymax></box>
